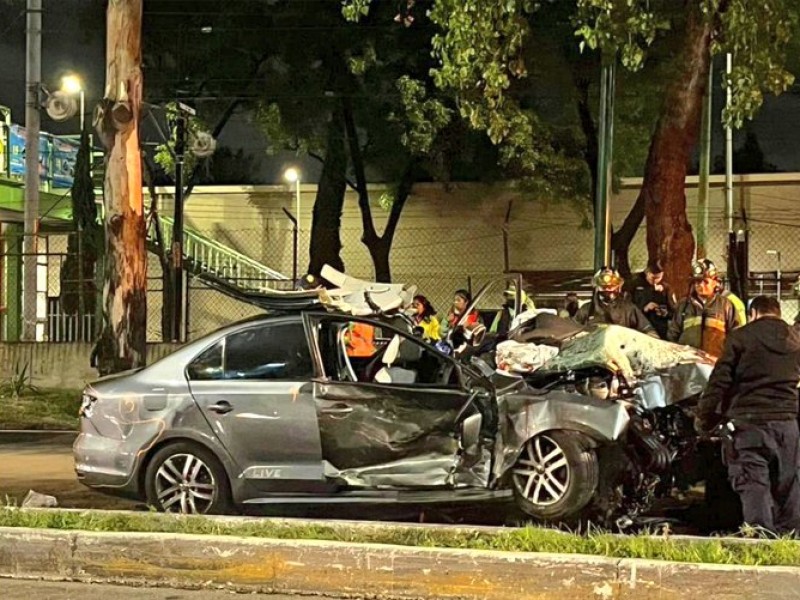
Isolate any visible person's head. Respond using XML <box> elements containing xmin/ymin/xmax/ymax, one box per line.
<box><xmin>749</xmin><ymin>295</ymin><xmax>781</xmax><ymax>322</ymax></box>
<box><xmin>412</xmin><ymin>295</ymin><xmax>436</xmax><ymax>319</ymax></box>
<box><xmin>453</xmin><ymin>289</ymin><xmax>472</xmax><ymax>313</ymax></box>
<box><xmin>691</xmin><ymin>259</ymin><xmax>720</xmax><ymax>299</ymax></box>
<box><xmin>645</xmin><ymin>259</ymin><xmax>664</xmax><ymax>286</ymax></box>
<box><xmin>592</xmin><ymin>267</ymin><xmax>623</xmax><ymax>305</ymax></box>
<box><xmin>565</xmin><ymin>293</ymin><xmax>579</xmax><ymax>317</ymax></box>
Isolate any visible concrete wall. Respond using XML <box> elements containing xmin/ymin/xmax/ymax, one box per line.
<box><xmin>0</xmin><ymin>343</ymin><xmax>182</xmax><ymax>390</ymax></box>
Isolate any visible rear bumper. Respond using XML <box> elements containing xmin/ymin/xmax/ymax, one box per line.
<box><xmin>73</xmin><ymin>432</ymin><xmax>142</xmax><ymax>498</ymax></box>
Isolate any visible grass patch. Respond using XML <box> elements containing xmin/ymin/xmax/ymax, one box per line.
<box><xmin>0</xmin><ymin>389</ymin><xmax>81</xmax><ymax>430</ymax></box>
<box><xmin>1</xmin><ymin>508</ymin><xmax>799</xmax><ymax>567</ymax></box>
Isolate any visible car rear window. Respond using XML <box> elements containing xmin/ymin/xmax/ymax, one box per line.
<box><xmin>188</xmin><ymin>322</ymin><xmax>313</xmax><ymax>381</ymax></box>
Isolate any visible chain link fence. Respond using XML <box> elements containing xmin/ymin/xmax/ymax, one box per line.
<box><xmin>4</xmin><ymin>189</ymin><xmax>800</xmax><ymax>344</ymax></box>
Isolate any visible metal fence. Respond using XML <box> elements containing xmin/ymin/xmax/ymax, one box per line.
<box><xmin>3</xmin><ymin>210</ymin><xmax>800</xmax><ymax>344</ymax></box>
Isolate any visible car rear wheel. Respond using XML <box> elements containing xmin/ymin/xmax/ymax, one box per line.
<box><xmin>512</xmin><ymin>431</ymin><xmax>598</xmax><ymax>524</ymax></box>
<box><xmin>144</xmin><ymin>442</ymin><xmax>233</xmax><ymax>515</ymax></box>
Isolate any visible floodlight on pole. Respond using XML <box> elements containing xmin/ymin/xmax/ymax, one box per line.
<box><xmin>284</xmin><ymin>168</ymin><xmax>301</xmax><ymax>283</ymax></box>
<box><xmin>284</xmin><ymin>167</ymin><xmax>301</xmax><ymax>224</ymax></box>
<box><xmin>61</xmin><ymin>74</ymin><xmax>85</xmax><ymax>132</ymax></box>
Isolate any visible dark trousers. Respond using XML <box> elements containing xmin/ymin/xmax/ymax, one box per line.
<box><xmin>724</xmin><ymin>420</ymin><xmax>800</xmax><ymax>533</ymax></box>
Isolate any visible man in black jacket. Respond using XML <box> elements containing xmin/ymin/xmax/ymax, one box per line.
<box><xmin>696</xmin><ymin>295</ymin><xmax>800</xmax><ymax>533</ymax></box>
<box><xmin>628</xmin><ymin>260</ymin><xmax>675</xmax><ymax>339</ymax></box>
<box><xmin>575</xmin><ymin>267</ymin><xmax>657</xmax><ymax>337</ymax></box>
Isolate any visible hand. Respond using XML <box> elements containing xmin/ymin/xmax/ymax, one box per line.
<box><xmin>644</xmin><ymin>302</ymin><xmax>659</xmax><ymax>313</ymax></box>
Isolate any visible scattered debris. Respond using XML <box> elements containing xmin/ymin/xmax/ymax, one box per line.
<box><xmin>21</xmin><ymin>490</ymin><xmax>58</xmax><ymax>509</ymax></box>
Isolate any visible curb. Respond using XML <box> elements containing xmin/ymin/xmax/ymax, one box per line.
<box><xmin>2</xmin><ymin>527</ymin><xmax>800</xmax><ymax>599</ymax></box>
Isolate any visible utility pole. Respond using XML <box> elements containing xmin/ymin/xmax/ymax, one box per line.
<box><xmin>22</xmin><ymin>0</ymin><xmax>42</xmax><ymax>341</ymax></box>
<box><xmin>171</xmin><ymin>105</ymin><xmax>191</xmax><ymax>343</ymax></box>
<box><xmin>593</xmin><ymin>58</ymin><xmax>616</xmax><ymax>271</ymax></box>
<box><xmin>696</xmin><ymin>59</ymin><xmax>713</xmax><ymax>259</ymax></box>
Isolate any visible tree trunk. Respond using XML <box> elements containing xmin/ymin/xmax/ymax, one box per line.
<box><xmin>342</xmin><ymin>97</ymin><xmax>416</xmax><ymax>283</ymax></box>
<box><xmin>94</xmin><ymin>0</ymin><xmax>146</xmax><ymax>375</ymax></box>
<box><xmin>639</xmin><ymin>6</ymin><xmax>712</xmax><ymax>291</ymax></box>
<box><xmin>611</xmin><ymin>194</ymin><xmax>645</xmax><ymax>279</ymax></box>
<box><xmin>307</xmin><ymin>105</ymin><xmax>347</xmax><ymax>277</ymax></box>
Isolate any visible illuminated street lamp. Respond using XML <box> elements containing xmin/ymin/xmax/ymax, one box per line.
<box><xmin>284</xmin><ymin>167</ymin><xmax>301</xmax><ymax>282</ymax></box>
<box><xmin>60</xmin><ymin>74</ymin><xmax>84</xmax><ymax>132</ymax></box>
<box><xmin>284</xmin><ymin>167</ymin><xmax>301</xmax><ymax>222</ymax></box>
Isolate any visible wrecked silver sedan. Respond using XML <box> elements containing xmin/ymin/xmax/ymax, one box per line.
<box><xmin>74</xmin><ymin>271</ymin><xmax>717</xmax><ymax>525</ymax></box>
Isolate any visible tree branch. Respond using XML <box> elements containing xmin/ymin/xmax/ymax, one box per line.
<box><xmin>382</xmin><ymin>160</ymin><xmax>417</xmax><ymax>246</ymax></box>
<box><xmin>183</xmin><ymin>50</ymin><xmax>272</xmax><ymax>201</ymax></box>
<box><xmin>342</xmin><ymin>96</ymin><xmax>378</xmax><ymax>244</ymax></box>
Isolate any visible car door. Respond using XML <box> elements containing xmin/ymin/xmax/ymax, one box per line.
<box><xmin>186</xmin><ymin>318</ymin><xmax>326</xmax><ymax>493</ymax></box>
<box><xmin>304</xmin><ymin>313</ymin><xmax>480</xmax><ymax>489</ymax></box>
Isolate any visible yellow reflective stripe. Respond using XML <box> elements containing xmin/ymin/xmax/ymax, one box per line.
<box><xmin>682</xmin><ymin>316</ymin><xmax>727</xmax><ymax>333</ymax></box>
<box><xmin>684</xmin><ymin>316</ymin><xmax>702</xmax><ymax>329</ymax></box>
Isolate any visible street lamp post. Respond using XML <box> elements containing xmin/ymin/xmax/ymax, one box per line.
<box><xmin>61</xmin><ymin>74</ymin><xmax>84</xmax><ymax>132</ymax></box>
<box><xmin>284</xmin><ymin>168</ymin><xmax>301</xmax><ymax>282</ymax></box>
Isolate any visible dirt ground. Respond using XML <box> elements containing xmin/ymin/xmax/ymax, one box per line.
<box><xmin>0</xmin><ymin>432</ymin><xmax>140</xmax><ymax>510</ymax></box>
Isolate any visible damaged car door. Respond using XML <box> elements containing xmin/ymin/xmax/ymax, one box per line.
<box><xmin>187</xmin><ymin>318</ymin><xmax>325</xmax><ymax>493</ymax></box>
<box><xmin>305</xmin><ymin>314</ymin><xmax>487</xmax><ymax>490</ymax></box>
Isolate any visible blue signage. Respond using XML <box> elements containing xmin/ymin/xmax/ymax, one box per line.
<box><xmin>7</xmin><ymin>124</ymin><xmax>80</xmax><ymax>188</ymax></box>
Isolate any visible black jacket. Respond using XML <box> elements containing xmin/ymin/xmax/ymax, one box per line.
<box><xmin>574</xmin><ymin>295</ymin><xmax>657</xmax><ymax>336</ymax></box>
<box><xmin>628</xmin><ymin>273</ymin><xmax>675</xmax><ymax>339</ymax></box>
<box><xmin>698</xmin><ymin>316</ymin><xmax>800</xmax><ymax>425</ymax></box>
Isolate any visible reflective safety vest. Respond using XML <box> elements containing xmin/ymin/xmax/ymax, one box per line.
<box><xmin>722</xmin><ymin>290</ymin><xmax>747</xmax><ymax>327</ymax></box>
<box><xmin>667</xmin><ymin>293</ymin><xmax>739</xmax><ymax>358</ymax></box>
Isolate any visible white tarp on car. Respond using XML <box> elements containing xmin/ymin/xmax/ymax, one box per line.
<box><xmin>539</xmin><ymin>324</ymin><xmax>714</xmax><ymax>381</ymax></box>
<box><xmin>495</xmin><ymin>340</ymin><xmax>559</xmax><ymax>374</ymax></box>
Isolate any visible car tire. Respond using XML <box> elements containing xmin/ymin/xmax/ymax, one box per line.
<box><xmin>144</xmin><ymin>442</ymin><xmax>233</xmax><ymax>515</ymax></box>
<box><xmin>511</xmin><ymin>430</ymin><xmax>599</xmax><ymax>524</ymax></box>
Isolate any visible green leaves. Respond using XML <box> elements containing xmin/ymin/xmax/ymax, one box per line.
<box><xmin>574</xmin><ymin>0</ymin><xmax>798</xmax><ymax>128</ymax></box>
<box><xmin>714</xmin><ymin>0</ymin><xmax>798</xmax><ymax>128</ymax></box>
<box><xmin>393</xmin><ymin>76</ymin><xmax>453</xmax><ymax>155</ymax></box>
<box><xmin>574</xmin><ymin>0</ymin><xmax>669</xmax><ymax>71</ymax></box>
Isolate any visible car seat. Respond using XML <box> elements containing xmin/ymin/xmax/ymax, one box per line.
<box><xmin>374</xmin><ymin>338</ymin><xmax>423</xmax><ymax>384</ymax></box>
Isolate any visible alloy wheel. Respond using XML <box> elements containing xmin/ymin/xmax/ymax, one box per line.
<box><xmin>155</xmin><ymin>453</ymin><xmax>217</xmax><ymax>514</ymax></box>
<box><xmin>512</xmin><ymin>435</ymin><xmax>570</xmax><ymax>507</ymax></box>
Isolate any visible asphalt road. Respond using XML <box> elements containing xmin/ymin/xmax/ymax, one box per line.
<box><xmin>0</xmin><ymin>431</ymin><xmax>139</xmax><ymax>511</ymax></box>
<box><xmin>0</xmin><ymin>579</ymin><xmax>329</xmax><ymax>599</ymax></box>
<box><xmin>0</xmin><ymin>431</ymin><xmax>708</xmax><ymax>530</ymax></box>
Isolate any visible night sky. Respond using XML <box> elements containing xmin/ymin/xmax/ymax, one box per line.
<box><xmin>1</xmin><ymin>1</ymin><xmax>799</xmax><ymax>183</ymax></box>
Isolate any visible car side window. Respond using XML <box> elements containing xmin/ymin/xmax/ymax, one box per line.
<box><xmin>323</xmin><ymin>319</ymin><xmax>458</xmax><ymax>388</ymax></box>
<box><xmin>186</xmin><ymin>342</ymin><xmax>223</xmax><ymax>381</ymax></box>
<box><xmin>188</xmin><ymin>322</ymin><xmax>313</xmax><ymax>381</ymax></box>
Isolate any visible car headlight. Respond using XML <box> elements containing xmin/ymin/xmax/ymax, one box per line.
<box><xmin>79</xmin><ymin>393</ymin><xmax>97</xmax><ymax>418</ymax></box>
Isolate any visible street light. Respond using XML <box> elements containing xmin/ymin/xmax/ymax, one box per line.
<box><xmin>60</xmin><ymin>74</ymin><xmax>84</xmax><ymax>132</ymax></box>
<box><xmin>284</xmin><ymin>168</ymin><xmax>301</xmax><ymax>283</ymax></box>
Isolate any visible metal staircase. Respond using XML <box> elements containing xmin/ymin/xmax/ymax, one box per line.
<box><xmin>147</xmin><ymin>216</ymin><xmax>291</xmax><ymax>302</ymax></box>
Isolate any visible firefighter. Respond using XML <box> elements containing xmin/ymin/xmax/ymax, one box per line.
<box><xmin>575</xmin><ymin>267</ymin><xmax>657</xmax><ymax>336</ymax></box>
<box><xmin>667</xmin><ymin>259</ymin><xmax>739</xmax><ymax>358</ymax></box>
<box><xmin>695</xmin><ymin>296</ymin><xmax>800</xmax><ymax>534</ymax></box>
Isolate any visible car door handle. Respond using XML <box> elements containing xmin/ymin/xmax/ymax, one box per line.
<box><xmin>320</xmin><ymin>404</ymin><xmax>353</xmax><ymax>415</ymax></box>
<box><xmin>208</xmin><ymin>401</ymin><xmax>234</xmax><ymax>415</ymax></box>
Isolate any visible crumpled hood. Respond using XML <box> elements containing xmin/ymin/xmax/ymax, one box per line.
<box><xmin>751</xmin><ymin>317</ymin><xmax>800</xmax><ymax>355</ymax></box>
